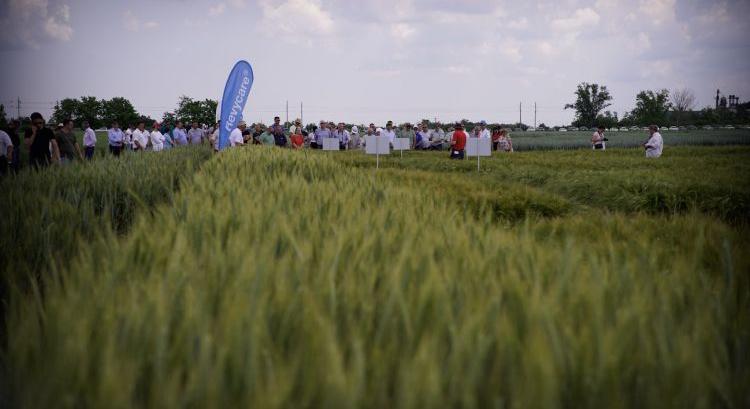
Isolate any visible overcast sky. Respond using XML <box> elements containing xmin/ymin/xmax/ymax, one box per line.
<box><xmin>1</xmin><ymin>0</ymin><xmax>748</xmax><ymax>126</ymax></box>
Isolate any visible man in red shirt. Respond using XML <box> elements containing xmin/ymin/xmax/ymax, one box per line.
<box><xmin>450</xmin><ymin>122</ymin><xmax>467</xmax><ymax>159</ymax></box>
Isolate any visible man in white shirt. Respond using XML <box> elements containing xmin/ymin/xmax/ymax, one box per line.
<box><xmin>82</xmin><ymin>121</ymin><xmax>97</xmax><ymax>160</ymax></box>
<box><xmin>479</xmin><ymin>120</ymin><xmax>491</xmax><ymax>139</ymax></box>
<box><xmin>150</xmin><ymin>121</ymin><xmax>165</xmax><ymax>152</ymax></box>
<box><xmin>381</xmin><ymin>120</ymin><xmax>397</xmax><ymax>146</ymax></box>
<box><xmin>230</xmin><ymin>121</ymin><xmax>247</xmax><ymax>147</ymax></box>
<box><xmin>644</xmin><ymin>125</ymin><xmax>663</xmax><ymax>158</ymax></box>
<box><xmin>132</xmin><ymin>121</ymin><xmax>150</xmax><ymax>151</ymax></box>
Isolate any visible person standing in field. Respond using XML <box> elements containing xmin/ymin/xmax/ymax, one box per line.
<box><xmin>400</xmin><ymin>123</ymin><xmax>415</xmax><ymax>147</ymax></box>
<box><xmin>132</xmin><ymin>121</ymin><xmax>149</xmax><ymax>151</ymax></box>
<box><xmin>290</xmin><ymin>126</ymin><xmax>304</xmax><ymax>149</ymax></box>
<box><xmin>382</xmin><ymin>121</ymin><xmax>397</xmax><ymax>147</ymax></box>
<box><xmin>449</xmin><ymin>122</ymin><xmax>467</xmax><ymax>160</ymax></box>
<box><xmin>591</xmin><ymin>125</ymin><xmax>606</xmax><ymax>150</ymax></box>
<box><xmin>123</xmin><ymin>125</ymin><xmax>133</xmax><ymax>151</ymax></box>
<box><xmin>312</xmin><ymin>120</ymin><xmax>330</xmax><ymax>149</ymax></box>
<box><xmin>188</xmin><ymin>121</ymin><xmax>204</xmax><ymax>145</ymax></box>
<box><xmin>414</xmin><ymin>123</ymin><xmax>431</xmax><ymax>150</ymax></box>
<box><xmin>643</xmin><ymin>125</ymin><xmax>663</xmax><ymax>158</ymax></box>
<box><xmin>173</xmin><ymin>121</ymin><xmax>188</xmax><ymax>146</ymax></box>
<box><xmin>349</xmin><ymin>125</ymin><xmax>361</xmax><ymax>149</ymax></box>
<box><xmin>0</xmin><ymin>128</ymin><xmax>13</xmax><ymax>175</ymax></box>
<box><xmin>230</xmin><ymin>121</ymin><xmax>246</xmax><ymax>147</ymax></box>
<box><xmin>150</xmin><ymin>122</ymin><xmax>165</xmax><ymax>152</ymax></box>
<box><xmin>269</xmin><ymin>116</ymin><xmax>287</xmax><ymax>147</ymax></box>
<box><xmin>107</xmin><ymin>121</ymin><xmax>124</xmax><ymax>156</ymax></box>
<box><xmin>209</xmin><ymin>120</ymin><xmax>220</xmax><ymax>151</ymax></box>
<box><xmin>479</xmin><ymin>121</ymin><xmax>491</xmax><ymax>140</ymax></box>
<box><xmin>496</xmin><ymin>129</ymin><xmax>513</xmax><ymax>152</ymax></box>
<box><xmin>56</xmin><ymin>119</ymin><xmax>84</xmax><ymax>164</ymax></box>
<box><xmin>82</xmin><ymin>121</ymin><xmax>97</xmax><ymax>160</ymax></box>
<box><xmin>27</xmin><ymin>113</ymin><xmax>60</xmax><ymax>167</ymax></box>
<box><xmin>334</xmin><ymin>122</ymin><xmax>350</xmax><ymax>150</ymax></box>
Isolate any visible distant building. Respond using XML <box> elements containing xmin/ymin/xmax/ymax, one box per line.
<box><xmin>716</xmin><ymin>89</ymin><xmax>740</xmax><ymax>112</ymax></box>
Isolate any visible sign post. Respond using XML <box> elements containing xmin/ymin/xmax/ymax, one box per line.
<box><xmin>393</xmin><ymin>138</ymin><xmax>410</xmax><ymax>158</ymax></box>
<box><xmin>365</xmin><ymin>135</ymin><xmax>390</xmax><ymax>169</ymax></box>
<box><xmin>322</xmin><ymin>138</ymin><xmax>339</xmax><ymax>151</ymax></box>
<box><xmin>466</xmin><ymin>137</ymin><xmax>492</xmax><ymax>171</ymax></box>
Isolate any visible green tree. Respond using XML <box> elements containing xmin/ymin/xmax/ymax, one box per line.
<box><xmin>565</xmin><ymin>83</ymin><xmax>613</xmax><ymax>128</ymax></box>
<box><xmin>51</xmin><ymin>98</ymin><xmax>80</xmax><ymax>125</ymax></box>
<box><xmin>101</xmin><ymin>97</ymin><xmax>139</xmax><ymax>128</ymax></box>
<box><xmin>75</xmin><ymin>96</ymin><xmax>104</xmax><ymax>128</ymax></box>
<box><xmin>670</xmin><ymin>88</ymin><xmax>695</xmax><ymax>127</ymax></box>
<box><xmin>596</xmin><ymin>111</ymin><xmax>619</xmax><ymax>129</ymax></box>
<box><xmin>631</xmin><ymin>90</ymin><xmax>671</xmax><ymax>126</ymax></box>
<box><xmin>174</xmin><ymin>96</ymin><xmax>218</xmax><ymax>126</ymax></box>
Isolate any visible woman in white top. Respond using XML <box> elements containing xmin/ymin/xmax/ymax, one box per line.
<box><xmin>643</xmin><ymin>125</ymin><xmax>663</xmax><ymax>158</ymax></box>
<box><xmin>150</xmin><ymin>122</ymin><xmax>165</xmax><ymax>151</ymax></box>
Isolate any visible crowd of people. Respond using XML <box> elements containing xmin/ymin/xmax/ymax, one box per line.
<box><xmin>225</xmin><ymin>116</ymin><xmax>515</xmax><ymax>159</ymax></box>
<box><xmin>0</xmin><ymin>112</ymin><xmax>664</xmax><ymax>175</ymax></box>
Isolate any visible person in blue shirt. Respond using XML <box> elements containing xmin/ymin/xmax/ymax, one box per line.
<box><xmin>172</xmin><ymin>121</ymin><xmax>188</xmax><ymax>146</ymax></box>
<box><xmin>107</xmin><ymin>121</ymin><xmax>124</xmax><ymax>156</ymax></box>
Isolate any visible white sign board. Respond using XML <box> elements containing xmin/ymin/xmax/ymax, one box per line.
<box><xmin>466</xmin><ymin>138</ymin><xmax>492</xmax><ymax>157</ymax></box>
<box><xmin>365</xmin><ymin>136</ymin><xmax>390</xmax><ymax>155</ymax></box>
<box><xmin>322</xmin><ymin>137</ymin><xmax>340</xmax><ymax>151</ymax></box>
<box><xmin>392</xmin><ymin>138</ymin><xmax>410</xmax><ymax>151</ymax></box>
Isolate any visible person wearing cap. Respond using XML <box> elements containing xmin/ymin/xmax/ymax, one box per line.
<box><xmin>230</xmin><ymin>121</ymin><xmax>246</xmax><ymax>147</ymax></box>
<box><xmin>82</xmin><ymin>120</ymin><xmax>97</xmax><ymax>160</ymax></box>
<box><xmin>449</xmin><ymin>123</ymin><xmax>467</xmax><ymax>159</ymax></box>
<box><xmin>349</xmin><ymin>125</ymin><xmax>361</xmax><ymax>149</ymax></box>
<box><xmin>382</xmin><ymin>121</ymin><xmax>397</xmax><ymax>147</ymax></box>
<box><xmin>56</xmin><ymin>118</ymin><xmax>83</xmax><ymax>163</ymax></box>
<box><xmin>150</xmin><ymin>122</ymin><xmax>166</xmax><ymax>152</ymax></box>
<box><xmin>312</xmin><ymin>121</ymin><xmax>331</xmax><ymax>149</ymax></box>
<box><xmin>479</xmin><ymin>121</ymin><xmax>491</xmax><ymax>139</ymax></box>
<box><xmin>289</xmin><ymin>119</ymin><xmax>301</xmax><ymax>135</ymax></box>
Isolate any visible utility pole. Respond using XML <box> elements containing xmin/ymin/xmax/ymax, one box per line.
<box><xmin>17</xmin><ymin>96</ymin><xmax>21</xmax><ymax>119</ymax></box>
<box><xmin>519</xmin><ymin>102</ymin><xmax>522</xmax><ymax>126</ymax></box>
<box><xmin>534</xmin><ymin>102</ymin><xmax>537</xmax><ymax>128</ymax></box>
<box><xmin>285</xmin><ymin>100</ymin><xmax>289</xmax><ymax>123</ymax></box>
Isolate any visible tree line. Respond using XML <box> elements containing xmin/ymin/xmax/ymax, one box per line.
<box><xmin>566</xmin><ymin>83</ymin><xmax>749</xmax><ymax>128</ymax></box>
<box><xmin>45</xmin><ymin>96</ymin><xmax>218</xmax><ymax>129</ymax></box>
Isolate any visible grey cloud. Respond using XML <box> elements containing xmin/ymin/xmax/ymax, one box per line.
<box><xmin>0</xmin><ymin>0</ymin><xmax>73</xmax><ymax>49</ymax></box>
